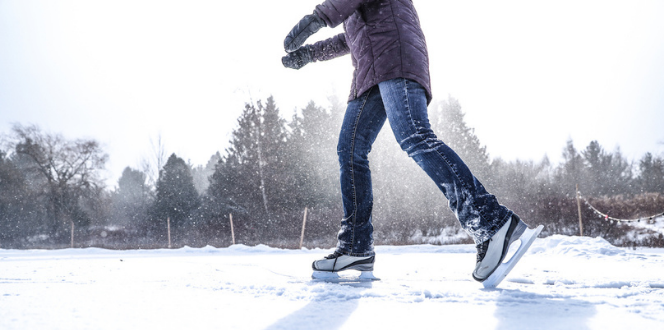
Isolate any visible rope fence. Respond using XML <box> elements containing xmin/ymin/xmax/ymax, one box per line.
<box><xmin>577</xmin><ymin>192</ymin><xmax>664</xmax><ymax>224</ymax></box>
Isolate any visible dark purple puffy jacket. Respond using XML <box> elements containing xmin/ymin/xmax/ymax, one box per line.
<box><xmin>310</xmin><ymin>0</ymin><xmax>432</xmax><ymax>104</ymax></box>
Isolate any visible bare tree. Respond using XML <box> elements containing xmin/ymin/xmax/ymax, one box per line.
<box><xmin>9</xmin><ymin>124</ymin><xmax>108</xmax><ymax>242</ymax></box>
<box><xmin>140</xmin><ymin>133</ymin><xmax>167</xmax><ymax>189</ymax></box>
<box><xmin>255</xmin><ymin>104</ymin><xmax>270</xmax><ymax>216</ymax></box>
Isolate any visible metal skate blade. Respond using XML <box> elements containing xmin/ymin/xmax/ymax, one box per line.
<box><xmin>358</xmin><ymin>271</ymin><xmax>380</xmax><ymax>281</ymax></box>
<box><xmin>312</xmin><ymin>271</ymin><xmax>340</xmax><ymax>280</ymax></box>
<box><xmin>482</xmin><ymin>225</ymin><xmax>543</xmax><ymax>289</ymax></box>
<box><xmin>503</xmin><ymin>239</ymin><xmax>522</xmax><ymax>263</ymax></box>
<box><xmin>312</xmin><ymin>270</ymin><xmax>380</xmax><ymax>283</ymax></box>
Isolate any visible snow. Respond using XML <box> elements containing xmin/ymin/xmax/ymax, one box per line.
<box><xmin>627</xmin><ymin>216</ymin><xmax>664</xmax><ymax>239</ymax></box>
<box><xmin>1</xmin><ymin>235</ymin><xmax>663</xmax><ymax>329</ymax></box>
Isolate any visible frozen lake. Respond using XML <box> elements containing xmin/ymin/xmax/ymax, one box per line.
<box><xmin>1</xmin><ymin>235</ymin><xmax>663</xmax><ymax>329</ymax></box>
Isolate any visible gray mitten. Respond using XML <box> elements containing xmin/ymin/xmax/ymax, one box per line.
<box><xmin>284</xmin><ymin>12</ymin><xmax>326</xmax><ymax>53</ymax></box>
<box><xmin>282</xmin><ymin>46</ymin><xmax>313</xmax><ymax>70</ymax></box>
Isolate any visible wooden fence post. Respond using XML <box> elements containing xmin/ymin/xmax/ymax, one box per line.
<box><xmin>229</xmin><ymin>213</ymin><xmax>235</xmax><ymax>245</ymax></box>
<box><xmin>299</xmin><ymin>207</ymin><xmax>308</xmax><ymax>249</ymax></box>
<box><xmin>576</xmin><ymin>184</ymin><xmax>584</xmax><ymax>237</ymax></box>
<box><xmin>70</xmin><ymin>220</ymin><xmax>74</xmax><ymax>248</ymax></box>
<box><xmin>167</xmin><ymin>217</ymin><xmax>172</xmax><ymax>248</ymax></box>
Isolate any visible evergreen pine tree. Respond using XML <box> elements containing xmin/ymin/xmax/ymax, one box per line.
<box><xmin>259</xmin><ymin>96</ymin><xmax>291</xmax><ymax>215</ymax></box>
<box><xmin>112</xmin><ymin>167</ymin><xmax>152</xmax><ymax>230</ymax></box>
<box><xmin>580</xmin><ymin>141</ymin><xmax>632</xmax><ymax>196</ymax></box>
<box><xmin>637</xmin><ymin>152</ymin><xmax>664</xmax><ymax>193</ymax></box>
<box><xmin>191</xmin><ymin>152</ymin><xmax>221</xmax><ymax>195</ymax></box>
<box><xmin>556</xmin><ymin>139</ymin><xmax>584</xmax><ymax>196</ymax></box>
<box><xmin>207</xmin><ymin>97</ymin><xmax>293</xmax><ymax>241</ymax></box>
<box><xmin>208</xmin><ymin>103</ymin><xmax>262</xmax><ymax>215</ymax></box>
<box><xmin>287</xmin><ymin>100</ymin><xmax>340</xmax><ymax>207</ymax></box>
<box><xmin>151</xmin><ymin>154</ymin><xmax>200</xmax><ymax>231</ymax></box>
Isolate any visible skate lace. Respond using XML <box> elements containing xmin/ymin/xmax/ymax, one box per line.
<box><xmin>324</xmin><ymin>251</ymin><xmax>343</xmax><ymax>259</ymax></box>
<box><xmin>476</xmin><ymin>241</ymin><xmax>489</xmax><ymax>263</ymax></box>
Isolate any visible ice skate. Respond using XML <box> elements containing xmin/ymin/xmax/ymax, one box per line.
<box><xmin>472</xmin><ymin>214</ymin><xmax>543</xmax><ymax>288</ymax></box>
<box><xmin>311</xmin><ymin>251</ymin><xmax>378</xmax><ymax>282</ymax></box>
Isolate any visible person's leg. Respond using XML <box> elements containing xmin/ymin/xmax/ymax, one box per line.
<box><xmin>335</xmin><ymin>87</ymin><xmax>387</xmax><ymax>256</ymax></box>
<box><xmin>378</xmin><ymin>78</ymin><xmax>512</xmax><ymax>244</ymax></box>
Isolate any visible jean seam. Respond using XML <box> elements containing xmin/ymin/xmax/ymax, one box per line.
<box><xmin>347</xmin><ymin>87</ymin><xmax>373</xmax><ymax>254</ymax></box>
<box><xmin>402</xmin><ymin>79</ymin><xmax>418</xmax><ymax>130</ymax></box>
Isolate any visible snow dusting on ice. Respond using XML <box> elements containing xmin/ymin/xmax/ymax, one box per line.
<box><xmin>1</xmin><ymin>235</ymin><xmax>663</xmax><ymax>329</ymax></box>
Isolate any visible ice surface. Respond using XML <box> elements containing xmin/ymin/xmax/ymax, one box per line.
<box><xmin>1</xmin><ymin>235</ymin><xmax>663</xmax><ymax>329</ymax></box>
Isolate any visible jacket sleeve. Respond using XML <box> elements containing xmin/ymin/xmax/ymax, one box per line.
<box><xmin>309</xmin><ymin>33</ymin><xmax>350</xmax><ymax>62</ymax></box>
<box><xmin>314</xmin><ymin>0</ymin><xmax>371</xmax><ymax>28</ymax></box>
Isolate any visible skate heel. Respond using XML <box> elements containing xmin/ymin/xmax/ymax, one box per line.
<box><xmin>350</xmin><ymin>263</ymin><xmax>374</xmax><ymax>272</ymax></box>
<box><xmin>482</xmin><ymin>225</ymin><xmax>543</xmax><ymax>289</ymax></box>
<box><xmin>507</xmin><ymin>219</ymin><xmax>528</xmax><ymax>247</ymax></box>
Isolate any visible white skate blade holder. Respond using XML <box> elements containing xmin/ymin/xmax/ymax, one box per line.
<box><xmin>312</xmin><ymin>271</ymin><xmax>380</xmax><ymax>283</ymax></box>
<box><xmin>482</xmin><ymin>225</ymin><xmax>543</xmax><ymax>289</ymax></box>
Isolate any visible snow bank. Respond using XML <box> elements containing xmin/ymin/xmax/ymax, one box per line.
<box><xmin>625</xmin><ymin>216</ymin><xmax>664</xmax><ymax>241</ymax></box>
<box><xmin>529</xmin><ymin>234</ymin><xmax>626</xmax><ymax>257</ymax></box>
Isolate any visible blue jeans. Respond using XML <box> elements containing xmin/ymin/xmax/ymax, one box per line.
<box><xmin>335</xmin><ymin>78</ymin><xmax>513</xmax><ymax>256</ymax></box>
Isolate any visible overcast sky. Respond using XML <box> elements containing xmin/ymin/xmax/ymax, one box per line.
<box><xmin>1</xmin><ymin>0</ymin><xmax>663</xmax><ymax>187</ymax></box>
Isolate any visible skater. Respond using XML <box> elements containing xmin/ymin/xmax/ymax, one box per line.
<box><xmin>282</xmin><ymin>0</ymin><xmax>542</xmax><ymax>287</ymax></box>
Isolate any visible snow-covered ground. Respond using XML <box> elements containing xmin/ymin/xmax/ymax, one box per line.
<box><xmin>1</xmin><ymin>235</ymin><xmax>663</xmax><ymax>330</ymax></box>
<box><xmin>627</xmin><ymin>216</ymin><xmax>664</xmax><ymax>241</ymax></box>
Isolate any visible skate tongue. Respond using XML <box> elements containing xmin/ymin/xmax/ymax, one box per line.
<box><xmin>476</xmin><ymin>240</ymin><xmax>489</xmax><ymax>262</ymax></box>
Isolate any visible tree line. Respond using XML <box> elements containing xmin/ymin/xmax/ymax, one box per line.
<box><xmin>1</xmin><ymin>96</ymin><xmax>663</xmax><ymax>249</ymax></box>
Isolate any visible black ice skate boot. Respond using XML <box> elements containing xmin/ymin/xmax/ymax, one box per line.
<box><xmin>472</xmin><ymin>214</ymin><xmax>543</xmax><ymax>288</ymax></box>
